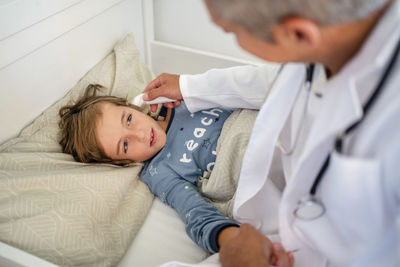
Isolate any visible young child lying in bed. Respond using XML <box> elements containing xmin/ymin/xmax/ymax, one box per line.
<box><xmin>58</xmin><ymin>84</ymin><xmax>239</xmax><ymax>254</ymax></box>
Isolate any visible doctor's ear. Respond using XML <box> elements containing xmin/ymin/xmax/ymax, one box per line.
<box><xmin>272</xmin><ymin>17</ymin><xmax>321</xmax><ymax>47</ymax></box>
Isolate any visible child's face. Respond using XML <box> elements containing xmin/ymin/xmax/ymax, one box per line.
<box><xmin>96</xmin><ymin>102</ymin><xmax>167</xmax><ymax>162</ymax></box>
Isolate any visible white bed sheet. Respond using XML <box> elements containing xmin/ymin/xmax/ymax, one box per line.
<box><xmin>118</xmin><ymin>199</ymin><xmax>209</xmax><ymax>267</ymax></box>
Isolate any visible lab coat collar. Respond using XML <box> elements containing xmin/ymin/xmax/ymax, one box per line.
<box><xmin>304</xmin><ymin>0</ymin><xmax>400</xmax><ymax>151</ymax></box>
<box><xmin>339</xmin><ymin>0</ymin><xmax>400</xmax><ymax>105</ymax></box>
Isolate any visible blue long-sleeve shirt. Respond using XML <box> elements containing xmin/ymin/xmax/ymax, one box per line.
<box><xmin>141</xmin><ymin>102</ymin><xmax>238</xmax><ymax>253</ymax></box>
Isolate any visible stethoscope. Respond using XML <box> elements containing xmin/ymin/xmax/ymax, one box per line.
<box><xmin>277</xmin><ymin>63</ymin><xmax>315</xmax><ymax>155</ymax></box>
<box><xmin>292</xmin><ymin>37</ymin><xmax>400</xmax><ymax>220</ymax></box>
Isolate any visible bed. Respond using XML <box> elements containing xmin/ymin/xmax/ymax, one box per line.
<box><xmin>0</xmin><ymin>0</ymin><xmax>279</xmax><ymax>266</ymax></box>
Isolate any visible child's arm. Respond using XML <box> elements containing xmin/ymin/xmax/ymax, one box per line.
<box><xmin>143</xmin><ymin>174</ymin><xmax>239</xmax><ymax>253</ymax></box>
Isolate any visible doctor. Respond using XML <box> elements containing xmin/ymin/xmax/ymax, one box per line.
<box><xmin>144</xmin><ymin>0</ymin><xmax>400</xmax><ymax>266</ymax></box>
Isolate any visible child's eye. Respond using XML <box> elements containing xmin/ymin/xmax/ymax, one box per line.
<box><xmin>123</xmin><ymin>140</ymin><xmax>128</xmax><ymax>153</ymax></box>
<box><xmin>127</xmin><ymin>114</ymin><xmax>132</xmax><ymax>126</ymax></box>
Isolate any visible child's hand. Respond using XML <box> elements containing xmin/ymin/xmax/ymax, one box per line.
<box><xmin>270</xmin><ymin>243</ymin><xmax>295</xmax><ymax>267</ymax></box>
<box><xmin>143</xmin><ymin>73</ymin><xmax>182</xmax><ymax>112</ymax></box>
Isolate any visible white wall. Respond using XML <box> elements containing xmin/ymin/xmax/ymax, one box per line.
<box><xmin>148</xmin><ymin>0</ymin><xmax>264</xmax><ymax>75</ymax></box>
<box><xmin>153</xmin><ymin>0</ymin><xmax>261</xmax><ymax>62</ymax></box>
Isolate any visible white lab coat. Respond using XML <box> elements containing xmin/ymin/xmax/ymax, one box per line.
<box><xmin>166</xmin><ymin>1</ymin><xmax>400</xmax><ymax>266</ymax></box>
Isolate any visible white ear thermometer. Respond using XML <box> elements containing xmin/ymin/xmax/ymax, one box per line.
<box><xmin>132</xmin><ymin>93</ymin><xmax>175</xmax><ymax>107</ymax></box>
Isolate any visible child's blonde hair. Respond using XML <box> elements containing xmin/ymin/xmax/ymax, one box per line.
<box><xmin>59</xmin><ymin>84</ymin><xmax>141</xmax><ymax>165</ymax></box>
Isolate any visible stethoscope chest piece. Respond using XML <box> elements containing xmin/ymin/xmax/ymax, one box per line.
<box><xmin>294</xmin><ymin>195</ymin><xmax>325</xmax><ymax>220</ymax></box>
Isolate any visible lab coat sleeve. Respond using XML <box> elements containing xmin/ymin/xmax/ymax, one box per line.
<box><xmin>180</xmin><ymin>64</ymin><xmax>282</xmax><ymax>113</ymax></box>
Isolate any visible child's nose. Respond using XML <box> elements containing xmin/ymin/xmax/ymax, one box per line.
<box><xmin>130</xmin><ymin>129</ymin><xmax>146</xmax><ymax>142</ymax></box>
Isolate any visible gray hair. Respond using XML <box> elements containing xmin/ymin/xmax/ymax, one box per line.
<box><xmin>207</xmin><ymin>0</ymin><xmax>389</xmax><ymax>40</ymax></box>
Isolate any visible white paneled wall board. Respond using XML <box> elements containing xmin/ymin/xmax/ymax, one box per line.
<box><xmin>151</xmin><ymin>40</ymin><xmax>265</xmax><ymax>75</ymax></box>
<box><xmin>145</xmin><ymin>0</ymin><xmax>267</xmax><ymax>76</ymax></box>
<box><xmin>0</xmin><ymin>0</ymin><xmax>82</xmax><ymax>41</ymax></box>
<box><xmin>0</xmin><ymin>0</ymin><xmax>144</xmax><ymax>70</ymax></box>
<box><xmin>0</xmin><ymin>0</ymin><xmax>144</xmax><ymax>144</ymax></box>
<box><xmin>152</xmin><ymin>0</ymin><xmax>262</xmax><ymax>63</ymax></box>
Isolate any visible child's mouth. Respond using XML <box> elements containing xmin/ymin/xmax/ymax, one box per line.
<box><xmin>150</xmin><ymin>128</ymin><xmax>156</xmax><ymax>147</ymax></box>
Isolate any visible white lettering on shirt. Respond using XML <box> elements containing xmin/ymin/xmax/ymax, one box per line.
<box><xmin>194</xmin><ymin>128</ymin><xmax>206</xmax><ymax>138</ymax></box>
<box><xmin>180</xmin><ymin>153</ymin><xmax>192</xmax><ymax>163</ymax></box>
<box><xmin>180</xmin><ymin>110</ymin><xmax>223</xmax><ymax>165</ymax></box>
<box><xmin>201</xmin><ymin>117</ymin><xmax>213</xmax><ymax>126</ymax></box>
<box><xmin>201</xmin><ymin>109</ymin><xmax>223</xmax><ymax>117</ymax></box>
<box><xmin>206</xmin><ymin>151</ymin><xmax>217</xmax><ymax>171</ymax></box>
<box><xmin>186</xmin><ymin>140</ymin><xmax>198</xmax><ymax>151</ymax></box>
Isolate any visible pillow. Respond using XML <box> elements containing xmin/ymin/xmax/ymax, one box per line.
<box><xmin>0</xmin><ymin>34</ymin><xmax>155</xmax><ymax>267</ymax></box>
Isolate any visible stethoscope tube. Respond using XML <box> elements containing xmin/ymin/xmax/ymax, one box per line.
<box><xmin>277</xmin><ymin>64</ymin><xmax>315</xmax><ymax>155</ymax></box>
<box><xmin>294</xmin><ymin>36</ymin><xmax>400</xmax><ymax>220</ymax></box>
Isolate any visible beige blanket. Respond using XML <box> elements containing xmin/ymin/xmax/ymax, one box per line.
<box><xmin>199</xmin><ymin>109</ymin><xmax>258</xmax><ymax>218</ymax></box>
<box><xmin>0</xmin><ymin>35</ymin><xmax>155</xmax><ymax>267</ymax></box>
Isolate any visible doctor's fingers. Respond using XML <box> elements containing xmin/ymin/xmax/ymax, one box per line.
<box><xmin>143</xmin><ymin>73</ymin><xmax>182</xmax><ymax>100</ymax></box>
<box><xmin>147</xmin><ymin>101</ymin><xmax>182</xmax><ymax>113</ymax></box>
<box><xmin>270</xmin><ymin>243</ymin><xmax>294</xmax><ymax>267</ymax></box>
<box><xmin>163</xmin><ymin>100</ymin><xmax>182</xmax><ymax>109</ymax></box>
<box><xmin>143</xmin><ymin>73</ymin><xmax>175</xmax><ymax>92</ymax></box>
<box><xmin>143</xmin><ymin>74</ymin><xmax>163</xmax><ymax>92</ymax></box>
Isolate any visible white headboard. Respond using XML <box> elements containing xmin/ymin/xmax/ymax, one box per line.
<box><xmin>0</xmin><ymin>0</ymin><xmax>266</xmax><ymax>144</ymax></box>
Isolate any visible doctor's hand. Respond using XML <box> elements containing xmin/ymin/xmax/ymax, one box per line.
<box><xmin>219</xmin><ymin>224</ymin><xmax>294</xmax><ymax>267</ymax></box>
<box><xmin>270</xmin><ymin>243</ymin><xmax>295</xmax><ymax>267</ymax></box>
<box><xmin>143</xmin><ymin>73</ymin><xmax>183</xmax><ymax>112</ymax></box>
